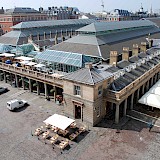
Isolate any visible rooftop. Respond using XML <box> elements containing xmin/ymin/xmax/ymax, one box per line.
<box><xmin>12</xmin><ymin>19</ymin><xmax>97</xmax><ymax>29</ymax></box>
<box><xmin>63</xmin><ymin>66</ymin><xmax>113</xmax><ymax>85</ymax></box>
<box><xmin>35</xmin><ymin>50</ymin><xmax>91</xmax><ymax>68</ymax></box>
<box><xmin>5</xmin><ymin>7</ymin><xmax>40</xmax><ymax>14</ymax></box>
<box><xmin>76</xmin><ymin>20</ymin><xmax>156</xmax><ymax>33</ymax></box>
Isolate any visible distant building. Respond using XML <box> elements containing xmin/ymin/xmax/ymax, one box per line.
<box><xmin>79</xmin><ymin>13</ymin><xmax>98</xmax><ymax>20</ymax></box>
<box><xmin>135</xmin><ymin>4</ymin><xmax>148</xmax><ymax>18</ymax></box>
<box><xmin>0</xmin><ymin>7</ymin><xmax>47</xmax><ymax>35</ymax></box>
<box><xmin>0</xmin><ymin>19</ymin><xmax>96</xmax><ymax>49</ymax></box>
<box><xmin>106</xmin><ymin>9</ymin><xmax>139</xmax><ymax>21</ymax></box>
<box><xmin>39</xmin><ymin>6</ymin><xmax>80</xmax><ymax>20</ymax></box>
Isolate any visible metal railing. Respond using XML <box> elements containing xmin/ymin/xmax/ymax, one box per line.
<box><xmin>0</xmin><ymin>63</ymin><xmax>63</xmax><ymax>87</ymax></box>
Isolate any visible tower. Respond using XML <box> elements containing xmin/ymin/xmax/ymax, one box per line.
<box><xmin>101</xmin><ymin>0</ymin><xmax>104</xmax><ymax>12</ymax></box>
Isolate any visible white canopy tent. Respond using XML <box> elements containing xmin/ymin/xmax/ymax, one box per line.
<box><xmin>15</xmin><ymin>56</ymin><xmax>34</xmax><ymax>61</ymax></box>
<box><xmin>19</xmin><ymin>61</ymin><xmax>30</xmax><ymax>65</ymax></box>
<box><xmin>138</xmin><ymin>80</ymin><xmax>160</xmax><ymax>109</ymax></box>
<box><xmin>25</xmin><ymin>62</ymin><xmax>37</xmax><ymax>66</ymax></box>
<box><xmin>34</xmin><ymin>63</ymin><xmax>45</xmax><ymax>68</ymax></box>
<box><xmin>0</xmin><ymin>53</ymin><xmax>15</xmax><ymax>57</ymax></box>
<box><xmin>43</xmin><ymin>114</ymin><xmax>75</xmax><ymax>130</ymax></box>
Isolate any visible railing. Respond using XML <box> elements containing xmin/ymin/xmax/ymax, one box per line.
<box><xmin>0</xmin><ymin>63</ymin><xmax>63</xmax><ymax>86</ymax></box>
<box><xmin>106</xmin><ymin>63</ymin><xmax>160</xmax><ymax>101</ymax></box>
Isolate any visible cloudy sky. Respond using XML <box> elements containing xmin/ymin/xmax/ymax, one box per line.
<box><xmin>0</xmin><ymin>0</ymin><xmax>159</xmax><ymax>13</ymax></box>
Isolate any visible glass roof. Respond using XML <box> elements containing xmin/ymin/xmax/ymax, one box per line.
<box><xmin>35</xmin><ymin>50</ymin><xmax>91</xmax><ymax>67</ymax></box>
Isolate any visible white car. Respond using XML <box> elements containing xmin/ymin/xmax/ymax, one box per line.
<box><xmin>7</xmin><ymin>99</ymin><xmax>28</xmax><ymax>111</ymax></box>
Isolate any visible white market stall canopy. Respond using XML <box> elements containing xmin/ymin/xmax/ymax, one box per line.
<box><xmin>19</xmin><ymin>61</ymin><xmax>30</xmax><ymax>65</ymax></box>
<box><xmin>34</xmin><ymin>63</ymin><xmax>45</xmax><ymax>68</ymax></box>
<box><xmin>43</xmin><ymin>114</ymin><xmax>75</xmax><ymax>130</ymax></box>
<box><xmin>0</xmin><ymin>53</ymin><xmax>15</xmax><ymax>57</ymax></box>
<box><xmin>138</xmin><ymin>80</ymin><xmax>160</xmax><ymax>109</ymax></box>
<box><xmin>25</xmin><ymin>62</ymin><xmax>37</xmax><ymax>66</ymax></box>
<box><xmin>15</xmin><ymin>56</ymin><xmax>34</xmax><ymax>61</ymax></box>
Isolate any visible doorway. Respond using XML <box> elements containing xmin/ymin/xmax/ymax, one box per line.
<box><xmin>75</xmin><ymin>105</ymin><xmax>81</xmax><ymax>119</ymax></box>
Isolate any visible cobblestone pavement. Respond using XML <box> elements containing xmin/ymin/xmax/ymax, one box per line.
<box><xmin>1</xmin><ymin>82</ymin><xmax>160</xmax><ymax>160</ymax></box>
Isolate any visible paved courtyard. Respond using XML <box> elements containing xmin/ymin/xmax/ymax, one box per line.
<box><xmin>1</xmin><ymin>81</ymin><xmax>160</xmax><ymax>160</ymax></box>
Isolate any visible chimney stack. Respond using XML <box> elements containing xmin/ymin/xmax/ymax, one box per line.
<box><xmin>110</xmin><ymin>51</ymin><xmax>118</xmax><ymax>66</ymax></box>
<box><xmin>140</xmin><ymin>42</ymin><xmax>147</xmax><ymax>52</ymax></box>
<box><xmin>85</xmin><ymin>62</ymin><xmax>92</xmax><ymax>69</ymax></box>
<box><xmin>132</xmin><ymin>44</ymin><xmax>139</xmax><ymax>56</ymax></box>
<box><xmin>122</xmin><ymin>47</ymin><xmax>129</xmax><ymax>61</ymax></box>
<box><xmin>149</xmin><ymin>39</ymin><xmax>153</xmax><ymax>48</ymax></box>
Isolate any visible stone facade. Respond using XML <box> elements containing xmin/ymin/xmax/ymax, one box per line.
<box><xmin>63</xmin><ymin>77</ymin><xmax>113</xmax><ymax>126</ymax></box>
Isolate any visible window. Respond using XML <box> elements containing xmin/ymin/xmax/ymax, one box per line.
<box><xmin>94</xmin><ymin>106</ymin><xmax>100</xmax><ymax>117</ymax></box>
<box><xmin>98</xmin><ymin>85</ymin><xmax>103</xmax><ymax>96</ymax></box>
<box><xmin>74</xmin><ymin>85</ymin><xmax>81</xmax><ymax>96</ymax></box>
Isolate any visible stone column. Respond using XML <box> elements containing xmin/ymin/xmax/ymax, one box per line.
<box><xmin>0</xmin><ymin>72</ymin><xmax>3</xmax><ymax>81</ymax></box>
<box><xmin>37</xmin><ymin>81</ymin><xmax>40</xmax><ymax>95</ymax></box>
<box><xmin>154</xmin><ymin>75</ymin><xmax>156</xmax><ymax>84</ymax></box>
<box><xmin>50</xmin><ymin>31</ymin><xmax>52</xmax><ymax>39</ymax></box>
<box><xmin>156</xmin><ymin>73</ymin><xmax>158</xmax><ymax>82</ymax></box>
<box><xmin>54</xmin><ymin>86</ymin><xmax>57</xmax><ymax>102</ymax></box>
<box><xmin>130</xmin><ymin>93</ymin><xmax>134</xmax><ymax>110</ymax></box>
<box><xmin>142</xmin><ymin>84</ymin><xmax>145</xmax><ymax>94</ymax></box>
<box><xmin>123</xmin><ymin>99</ymin><xmax>128</xmax><ymax>116</ymax></box>
<box><xmin>137</xmin><ymin>88</ymin><xmax>140</xmax><ymax>102</ymax></box>
<box><xmin>10</xmin><ymin>73</ymin><xmax>12</xmax><ymax>85</ymax></box>
<box><xmin>147</xmin><ymin>81</ymin><xmax>150</xmax><ymax>91</ymax></box>
<box><xmin>15</xmin><ymin>74</ymin><xmax>19</xmax><ymax>88</ymax></box>
<box><xmin>22</xmin><ymin>77</ymin><xmax>25</xmax><ymax>90</ymax></box>
<box><xmin>4</xmin><ymin>71</ymin><xmax>6</xmax><ymax>83</ymax></box>
<box><xmin>115</xmin><ymin>104</ymin><xmax>120</xmax><ymax>124</ymax></box>
<box><xmin>29</xmin><ymin>79</ymin><xmax>32</xmax><ymax>92</ymax></box>
<box><xmin>44</xmin><ymin>83</ymin><xmax>48</xmax><ymax>98</ymax></box>
<box><xmin>151</xmin><ymin>77</ymin><xmax>154</xmax><ymax>86</ymax></box>
<box><xmin>44</xmin><ymin>32</ymin><xmax>46</xmax><ymax>40</ymax></box>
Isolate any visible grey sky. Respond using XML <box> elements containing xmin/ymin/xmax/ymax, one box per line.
<box><xmin>0</xmin><ymin>0</ymin><xmax>160</xmax><ymax>13</ymax></box>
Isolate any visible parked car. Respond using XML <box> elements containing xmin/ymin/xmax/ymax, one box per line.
<box><xmin>0</xmin><ymin>87</ymin><xmax>8</xmax><ymax>94</ymax></box>
<box><xmin>7</xmin><ymin>99</ymin><xmax>28</xmax><ymax>111</ymax></box>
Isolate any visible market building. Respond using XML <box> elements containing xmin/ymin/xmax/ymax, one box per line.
<box><xmin>0</xmin><ymin>19</ymin><xmax>96</xmax><ymax>50</ymax></box>
<box><xmin>0</xmin><ymin>19</ymin><xmax>160</xmax><ymax>126</ymax></box>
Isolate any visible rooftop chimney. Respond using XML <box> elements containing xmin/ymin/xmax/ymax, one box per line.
<box><xmin>149</xmin><ymin>39</ymin><xmax>153</xmax><ymax>48</ymax></box>
<box><xmin>122</xmin><ymin>47</ymin><xmax>129</xmax><ymax>61</ymax></box>
<box><xmin>132</xmin><ymin>44</ymin><xmax>139</xmax><ymax>56</ymax></box>
<box><xmin>85</xmin><ymin>62</ymin><xmax>92</xmax><ymax>69</ymax></box>
<box><xmin>110</xmin><ymin>51</ymin><xmax>118</xmax><ymax>66</ymax></box>
<box><xmin>140</xmin><ymin>42</ymin><xmax>147</xmax><ymax>52</ymax></box>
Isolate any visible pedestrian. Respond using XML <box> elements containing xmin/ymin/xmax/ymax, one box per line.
<box><xmin>148</xmin><ymin>122</ymin><xmax>153</xmax><ymax>132</ymax></box>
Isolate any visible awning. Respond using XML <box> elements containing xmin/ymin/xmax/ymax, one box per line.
<box><xmin>25</xmin><ymin>62</ymin><xmax>37</xmax><ymax>66</ymax></box>
<box><xmin>43</xmin><ymin>114</ymin><xmax>75</xmax><ymax>130</ymax></box>
<box><xmin>19</xmin><ymin>61</ymin><xmax>30</xmax><ymax>65</ymax></box>
<box><xmin>34</xmin><ymin>63</ymin><xmax>45</xmax><ymax>68</ymax></box>
<box><xmin>15</xmin><ymin>56</ymin><xmax>34</xmax><ymax>61</ymax></box>
<box><xmin>138</xmin><ymin>79</ymin><xmax>160</xmax><ymax>109</ymax></box>
<box><xmin>0</xmin><ymin>53</ymin><xmax>15</xmax><ymax>57</ymax></box>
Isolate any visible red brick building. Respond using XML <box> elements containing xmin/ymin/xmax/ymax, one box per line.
<box><xmin>0</xmin><ymin>7</ymin><xmax>47</xmax><ymax>35</ymax></box>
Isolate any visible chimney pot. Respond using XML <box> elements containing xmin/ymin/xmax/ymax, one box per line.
<box><xmin>140</xmin><ymin>42</ymin><xmax>147</xmax><ymax>52</ymax></box>
<box><xmin>132</xmin><ymin>44</ymin><xmax>139</xmax><ymax>56</ymax></box>
<box><xmin>110</xmin><ymin>51</ymin><xmax>118</xmax><ymax>66</ymax></box>
<box><xmin>122</xmin><ymin>47</ymin><xmax>129</xmax><ymax>61</ymax></box>
<box><xmin>85</xmin><ymin>62</ymin><xmax>92</xmax><ymax>69</ymax></box>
